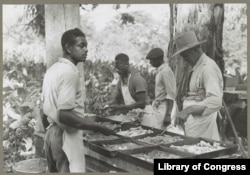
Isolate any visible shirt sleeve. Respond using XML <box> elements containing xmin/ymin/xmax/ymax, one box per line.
<box><xmin>57</xmin><ymin>73</ymin><xmax>78</xmax><ymax>110</ymax></box>
<box><xmin>196</xmin><ymin>65</ymin><xmax>223</xmax><ymax>109</ymax></box>
<box><xmin>161</xmin><ymin>68</ymin><xmax>177</xmax><ymax>100</ymax></box>
<box><xmin>132</xmin><ymin>75</ymin><xmax>147</xmax><ymax>93</ymax></box>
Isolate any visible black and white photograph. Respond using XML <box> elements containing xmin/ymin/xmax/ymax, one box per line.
<box><xmin>2</xmin><ymin>3</ymin><xmax>248</xmax><ymax>173</ymax></box>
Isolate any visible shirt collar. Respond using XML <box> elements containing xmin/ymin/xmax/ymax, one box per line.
<box><xmin>58</xmin><ymin>58</ymin><xmax>79</xmax><ymax>73</ymax></box>
<box><xmin>157</xmin><ymin>63</ymin><xmax>167</xmax><ymax>73</ymax></box>
<box><xmin>192</xmin><ymin>53</ymin><xmax>206</xmax><ymax>71</ymax></box>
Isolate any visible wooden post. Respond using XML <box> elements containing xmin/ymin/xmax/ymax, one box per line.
<box><xmin>44</xmin><ymin>4</ymin><xmax>85</xmax><ymax>99</ymax></box>
<box><xmin>45</xmin><ymin>5</ymin><xmax>80</xmax><ymax>67</ymax></box>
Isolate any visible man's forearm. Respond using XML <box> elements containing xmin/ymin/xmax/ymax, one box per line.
<box><xmin>163</xmin><ymin>99</ymin><xmax>173</xmax><ymax>124</ymax></box>
<box><xmin>123</xmin><ymin>101</ymin><xmax>146</xmax><ymax>110</ymax></box>
<box><xmin>166</xmin><ymin>99</ymin><xmax>173</xmax><ymax>115</ymax></box>
<box><xmin>184</xmin><ymin>105</ymin><xmax>206</xmax><ymax>116</ymax></box>
<box><xmin>58</xmin><ymin>110</ymin><xmax>109</xmax><ymax>132</ymax></box>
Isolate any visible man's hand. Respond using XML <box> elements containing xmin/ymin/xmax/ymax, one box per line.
<box><xmin>103</xmin><ymin>104</ymin><xmax>125</xmax><ymax>114</ymax></box>
<box><xmin>152</xmin><ymin>100</ymin><xmax>160</xmax><ymax>110</ymax></box>
<box><xmin>175</xmin><ymin>110</ymin><xmax>190</xmax><ymax>125</ymax></box>
<box><xmin>107</xmin><ymin>104</ymin><xmax>124</xmax><ymax>110</ymax></box>
<box><xmin>163</xmin><ymin>114</ymin><xmax>171</xmax><ymax>127</ymax></box>
<box><xmin>103</xmin><ymin>104</ymin><xmax>111</xmax><ymax>110</ymax></box>
<box><xmin>97</xmin><ymin>125</ymin><xmax>116</xmax><ymax>135</ymax></box>
<box><xmin>109</xmin><ymin>124</ymin><xmax>121</xmax><ymax>133</ymax></box>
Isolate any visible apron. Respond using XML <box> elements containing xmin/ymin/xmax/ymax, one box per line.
<box><xmin>142</xmin><ymin>101</ymin><xmax>167</xmax><ymax>129</ymax></box>
<box><xmin>47</xmin><ymin>119</ymin><xmax>86</xmax><ymax>172</ymax></box>
<box><xmin>121</xmin><ymin>75</ymin><xmax>154</xmax><ymax>127</ymax></box>
<box><xmin>183</xmin><ymin>98</ymin><xmax>220</xmax><ymax>141</ymax></box>
<box><xmin>141</xmin><ymin>105</ymin><xmax>156</xmax><ymax>128</ymax></box>
<box><xmin>62</xmin><ymin>130</ymin><xmax>85</xmax><ymax>172</ymax></box>
<box><xmin>142</xmin><ymin>99</ymin><xmax>184</xmax><ymax>135</ymax></box>
<box><xmin>165</xmin><ymin>100</ymin><xmax>185</xmax><ymax>135</ymax></box>
<box><xmin>121</xmin><ymin>74</ymin><xmax>136</xmax><ymax>105</ymax></box>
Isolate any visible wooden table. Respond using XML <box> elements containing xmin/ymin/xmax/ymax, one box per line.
<box><xmin>85</xmin><ymin>144</ymin><xmax>151</xmax><ymax>172</ymax></box>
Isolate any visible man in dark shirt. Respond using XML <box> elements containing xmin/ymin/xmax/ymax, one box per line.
<box><xmin>106</xmin><ymin>53</ymin><xmax>150</xmax><ymax>112</ymax></box>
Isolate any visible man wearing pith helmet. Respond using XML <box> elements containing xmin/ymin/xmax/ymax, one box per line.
<box><xmin>145</xmin><ymin>48</ymin><xmax>178</xmax><ymax>129</ymax></box>
<box><xmin>172</xmin><ymin>31</ymin><xmax>223</xmax><ymax>141</ymax></box>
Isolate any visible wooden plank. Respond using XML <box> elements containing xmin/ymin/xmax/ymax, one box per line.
<box><xmin>85</xmin><ymin>155</ymin><xmax>127</xmax><ymax>172</ymax></box>
<box><xmin>85</xmin><ymin>146</ymin><xmax>151</xmax><ymax>172</ymax></box>
<box><xmin>224</xmin><ymin>91</ymin><xmax>247</xmax><ymax>100</ymax></box>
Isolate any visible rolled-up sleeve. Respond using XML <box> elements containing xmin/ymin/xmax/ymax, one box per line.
<box><xmin>57</xmin><ymin>73</ymin><xmax>78</xmax><ymax>110</ymax></box>
<box><xmin>161</xmin><ymin>68</ymin><xmax>177</xmax><ymax>100</ymax></box>
<box><xmin>133</xmin><ymin>76</ymin><xmax>147</xmax><ymax>93</ymax></box>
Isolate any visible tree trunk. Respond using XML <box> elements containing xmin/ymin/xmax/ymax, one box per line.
<box><xmin>44</xmin><ymin>4</ymin><xmax>85</xmax><ymax>99</ymax></box>
<box><xmin>211</xmin><ymin>4</ymin><xmax>225</xmax><ymax>86</ymax></box>
<box><xmin>168</xmin><ymin>4</ymin><xmax>177</xmax><ymax>71</ymax></box>
<box><xmin>168</xmin><ymin>4</ymin><xmax>225</xmax><ymax>110</ymax></box>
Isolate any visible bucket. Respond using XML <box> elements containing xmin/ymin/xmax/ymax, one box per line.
<box><xmin>13</xmin><ymin>158</ymin><xmax>47</xmax><ymax>173</ymax></box>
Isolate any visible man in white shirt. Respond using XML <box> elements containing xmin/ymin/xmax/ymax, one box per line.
<box><xmin>42</xmin><ymin>28</ymin><xmax>113</xmax><ymax>172</ymax></box>
<box><xmin>172</xmin><ymin>31</ymin><xmax>223</xmax><ymax>141</ymax></box>
<box><xmin>146</xmin><ymin>48</ymin><xmax>178</xmax><ymax>129</ymax></box>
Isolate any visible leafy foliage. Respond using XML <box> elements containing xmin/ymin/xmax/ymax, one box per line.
<box><xmin>23</xmin><ymin>5</ymin><xmax>45</xmax><ymax>36</ymax></box>
<box><xmin>84</xmin><ymin>60</ymin><xmax>114</xmax><ymax>114</ymax></box>
<box><xmin>223</xmin><ymin>4</ymin><xmax>247</xmax><ymax>78</ymax></box>
<box><xmin>81</xmin><ymin>6</ymin><xmax>170</xmax><ymax>65</ymax></box>
<box><xmin>3</xmin><ymin>55</ymin><xmax>46</xmax><ymax>172</ymax></box>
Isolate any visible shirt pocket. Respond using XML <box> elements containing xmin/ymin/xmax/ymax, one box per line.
<box><xmin>196</xmin><ymin>77</ymin><xmax>206</xmax><ymax>100</ymax></box>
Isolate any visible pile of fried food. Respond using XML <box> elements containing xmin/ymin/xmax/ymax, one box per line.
<box><xmin>117</xmin><ymin>126</ymin><xmax>154</xmax><ymax>137</ymax></box>
<box><xmin>138</xmin><ymin>135</ymin><xmax>183</xmax><ymax>145</ymax></box>
<box><xmin>170</xmin><ymin>140</ymin><xmax>224</xmax><ymax>154</ymax></box>
<box><xmin>133</xmin><ymin>150</ymin><xmax>181</xmax><ymax>163</ymax></box>
<box><xmin>102</xmin><ymin>142</ymin><xmax>143</xmax><ymax>150</ymax></box>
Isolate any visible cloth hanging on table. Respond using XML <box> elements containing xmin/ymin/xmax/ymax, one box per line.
<box><xmin>183</xmin><ymin>98</ymin><xmax>220</xmax><ymax>141</ymax></box>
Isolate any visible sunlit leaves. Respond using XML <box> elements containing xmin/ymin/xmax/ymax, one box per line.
<box><xmin>223</xmin><ymin>4</ymin><xmax>247</xmax><ymax>77</ymax></box>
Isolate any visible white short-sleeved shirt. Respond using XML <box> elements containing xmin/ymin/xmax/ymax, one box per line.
<box><xmin>42</xmin><ymin>58</ymin><xmax>85</xmax><ymax>126</ymax></box>
<box><xmin>155</xmin><ymin>63</ymin><xmax>177</xmax><ymax>102</ymax></box>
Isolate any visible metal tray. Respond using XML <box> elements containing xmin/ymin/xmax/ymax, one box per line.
<box><xmin>116</xmin><ymin>145</ymin><xmax>195</xmax><ymax>171</ymax></box>
<box><xmin>94</xmin><ymin>116</ymin><xmax>187</xmax><ymax>137</ymax></box>
<box><xmin>87</xmin><ymin>138</ymin><xmax>151</xmax><ymax>157</ymax></box>
<box><xmin>162</xmin><ymin>137</ymin><xmax>238</xmax><ymax>158</ymax></box>
<box><xmin>132</xmin><ymin>129</ymin><xmax>195</xmax><ymax>139</ymax></box>
<box><xmin>83</xmin><ymin>116</ymin><xmax>138</xmax><ymax>140</ymax></box>
<box><xmin>85</xmin><ymin>155</ymin><xmax>127</xmax><ymax>172</ymax></box>
<box><xmin>83</xmin><ymin>131</ymin><xmax>122</xmax><ymax>142</ymax></box>
<box><xmin>115</xmin><ymin>125</ymin><xmax>162</xmax><ymax>138</ymax></box>
<box><xmin>133</xmin><ymin>132</ymin><xmax>187</xmax><ymax>146</ymax></box>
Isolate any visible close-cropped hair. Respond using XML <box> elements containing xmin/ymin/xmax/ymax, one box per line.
<box><xmin>61</xmin><ymin>28</ymin><xmax>85</xmax><ymax>50</ymax></box>
<box><xmin>115</xmin><ymin>53</ymin><xmax>129</xmax><ymax>64</ymax></box>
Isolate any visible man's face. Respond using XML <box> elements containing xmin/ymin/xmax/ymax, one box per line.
<box><xmin>70</xmin><ymin>36</ymin><xmax>88</xmax><ymax>63</ymax></box>
<box><xmin>149</xmin><ymin>58</ymin><xmax>162</xmax><ymax>68</ymax></box>
<box><xmin>115</xmin><ymin>60</ymin><xmax>128</xmax><ymax>76</ymax></box>
<box><xmin>180</xmin><ymin>49</ymin><xmax>195</xmax><ymax>66</ymax></box>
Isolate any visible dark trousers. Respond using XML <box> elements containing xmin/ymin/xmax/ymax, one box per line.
<box><xmin>44</xmin><ymin>125</ymin><xmax>70</xmax><ymax>172</ymax></box>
